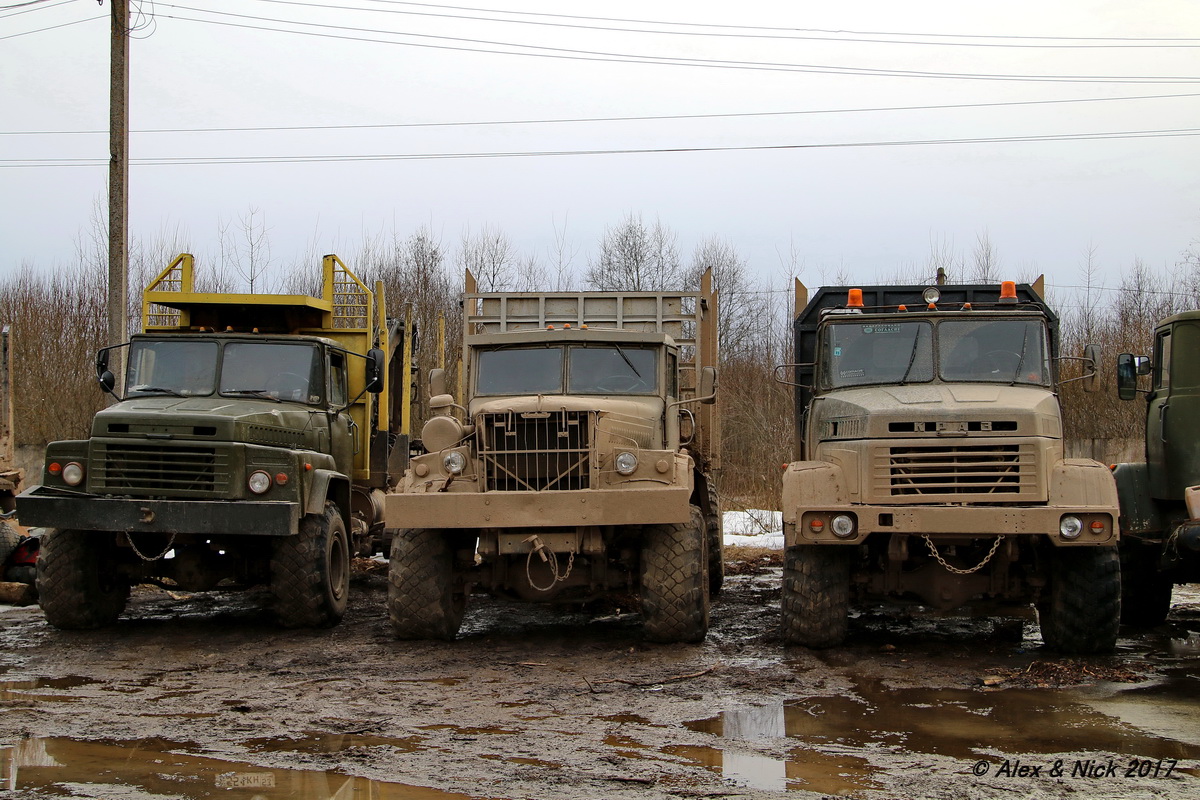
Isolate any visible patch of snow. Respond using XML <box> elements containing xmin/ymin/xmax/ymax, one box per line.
<box><xmin>723</xmin><ymin>509</ymin><xmax>784</xmax><ymax>550</ymax></box>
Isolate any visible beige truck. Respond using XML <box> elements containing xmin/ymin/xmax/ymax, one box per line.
<box><xmin>780</xmin><ymin>281</ymin><xmax>1120</xmax><ymax>653</ymax></box>
<box><xmin>385</xmin><ymin>271</ymin><xmax>720</xmax><ymax>642</ymax></box>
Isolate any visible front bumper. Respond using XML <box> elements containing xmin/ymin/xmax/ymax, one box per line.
<box><xmin>785</xmin><ymin>504</ymin><xmax>1117</xmax><ymax>548</ymax></box>
<box><xmin>386</xmin><ymin>486</ymin><xmax>693</xmax><ymax>529</ymax></box>
<box><xmin>16</xmin><ymin>486</ymin><xmax>300</xmax><ymax>537</ymax></box>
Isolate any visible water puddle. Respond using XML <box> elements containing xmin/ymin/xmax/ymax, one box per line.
<box><xmin>678</xmin><ymin>671</ymin><xmax>1200</xmax><ymax>792</ymax></box>
<box><xmin>0</xmin><ymin>675</ymin><xmax>98</xmax><ymax>703</ymax></box>
<box><xmin>244</xmin><ymin>731</ymin><xmax>425</xmax><ymax>755</ymax></box>
<box><xmin>0</xmin><ymin>737</ymin><xmax>475</xmax><ymax>799</ymax></box>
<box><xmin>417</xmin><ymin>724</ymin><xmax>518</xmax><ymax>737</ymax></box>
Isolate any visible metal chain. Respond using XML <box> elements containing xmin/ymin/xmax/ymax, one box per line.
<box><xmin>524</xmin><ymin>535</ymin><xmax>575</xmax><ymax>592</ymax></box>
<box><xmin>125</xmin><ymin>531</ymin><xmax>176</xmax><ymax>562</ymax></box>
<box><xmin>922</xmin><ymin>534</ymin><xmax>1005</xmax><ymax>575</ymax></box>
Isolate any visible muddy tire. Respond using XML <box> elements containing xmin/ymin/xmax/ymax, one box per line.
<box><xmin>1037</xmin><ymin>546</ymin><xmax>1121</xmax><ymax>654</ymax></box>
<box><xmin>387</xmin><ymin>529</ymin><xmax>465</xmax><ymax>641</ymax></box>
<box><xmin>782</xmin><ymin>545</ymin><xmax>851</xmax><ymax>648</ymax></box>
<box><xmin>271</xmin><ymin>502</ymin><xmax>349</xmax><ymax>628</ymax></box>
<box><xmin>640</xmin><ymin>506</ymin><xmax>709</xmax><ymax>643</ymax></box>
<box><xmin>704</xmin><ymin>483</ymin><xmax>724</xmax><ymax>597</ymax></box>
<box><xmin>1119</xmin><ymin>545</ymin><xmax>1172</xmax><ymax>628</ymax></box>
<box><xmin>36</xmin><ymin>529</ymin><xmax>129</xmax><ymax>630</ymax></box>
<box><xmin>0</xmin><ymin>522</ymin><xmax>19</xmax><ymax>567</ymax></box>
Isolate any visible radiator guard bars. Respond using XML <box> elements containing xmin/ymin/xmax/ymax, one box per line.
<box><xmin>477</xmin><ymin>410</ymin><xmax>593</xmax><ymax>492</ymax></box>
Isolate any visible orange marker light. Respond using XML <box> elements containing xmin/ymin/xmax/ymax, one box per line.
<box><xmin>962</xmin><ymin>302</ymin><xmax>972</xmax><ymax>310</ymax></box>
<box><xmin>563</xmin><ymin>323</ymin><xmax>572</xmax><ymax>329</ymax></box>
<box><xmin>897</xmin><ymin>304</ymin><xmax>907</xmax><ymax>312</ymax></box>
<box><xmin>999</xmin><ymin>281</ymin><xmax>1018</xmax><ymax>303</ymax></box>
<box><xmin>304</xmin><ymin>463</ymin><xmax>313</xmax><ymax>471</ymax></box>
<box><xmin>847</xmin><ymin>288</ymin><xmax>864</xmax><ymax>308</ymax></box>
<box><xmin>546</xmin><ymin>324</ymin><xmax>555</xmax><ymax>330</ymax></box>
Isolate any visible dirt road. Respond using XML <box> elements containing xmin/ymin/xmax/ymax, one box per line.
<box><xmin>1</xmin><ymin>556</ymin><xmax>1198</xmax><ymax>799</ymax></box>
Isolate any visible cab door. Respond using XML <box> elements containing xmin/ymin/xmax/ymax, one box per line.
<box><xmin>1146</xmin><ymin>327</ymin><xmax>1172</xmax><ymax>499</ymax></box>
<box><xmin>328</xmin><ymin>350</ymin><xmax>355</xmax><ymax>475</ymax></box>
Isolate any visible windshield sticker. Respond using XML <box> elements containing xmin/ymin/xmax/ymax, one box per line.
<box><xmin>862</xmin><ymin>324</ymin><xmax>900</xmax><ymax>334</ymax></box>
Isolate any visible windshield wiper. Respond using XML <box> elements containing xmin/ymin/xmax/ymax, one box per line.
<box><xmin>613</xmin><ymin>344</ymin><xmax>641</xmax><ymax>377</ymax></box>
<box><xmin>1010</xmin><ymin>326</ymin><xmax>1032</xmax><ymax>385</ymax></box>
<box><xmin>223</xmin><ymin>389</ymin><xmax>282</xmax><ymax>403</ymax></box>
<box><xmin>130</xmin><ymin>385</ymin><xmax>186</xmax><ymax>397</ymax></box>
<box><xmin>898</xmin><ymin>330</ymin><xmax>922</xmax><ymax>385</ymax></box>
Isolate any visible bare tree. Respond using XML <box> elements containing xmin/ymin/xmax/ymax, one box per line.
<box><xmin>970</xmin><ymin>229</ymin><xmax>1001</xmax><ymax>283</ymax></box>
<box><xmin>457</xmin><ymin>224</ymin><xmax>518</xmax><ymax>292</ymax></box>
<box><xmin>585</xmin><ymin>213</ymin><xmax>684</xmax><ymax>291</ymax></box>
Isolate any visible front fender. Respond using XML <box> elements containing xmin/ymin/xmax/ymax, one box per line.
<box><xmin>781</xmin><ymin>461</ymin><xmax>849</xmax><ymax>525</ymax></box>
<box><xmin>1112</xmin><ymin>462</ymin><xmax>1163</xmax><ymax>535</ymax></box>
<box><xmin>306</xmin><ymin>469</ymin><xmax>350</xmax><ymax>528</ymax></box>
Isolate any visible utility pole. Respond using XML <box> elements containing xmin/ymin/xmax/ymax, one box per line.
<box><xmin>108</xmin><ymin>0</ymin><xmax>129</xmax><ymax>375</ymax></box>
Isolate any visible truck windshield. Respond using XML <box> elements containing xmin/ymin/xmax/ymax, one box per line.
<box><xmin>568</xmin><ymin>346</ymin><xmax>657</xmax><ymax>394</ymax></box>
<box><xmin>476</xmin><ymin>347</ymin><xmax>564</xmax><ymax>395</ymax></box>
<box><xmin>220</xmin><ymin>342</ymin><xmax>323</xmax><ymax>404</ymax></box>
<box><xmin>127</xmin><ymin>340</ymin><xmax>219</xmax><ymax>397</ymax></box>
<box><xmin>824</xmin><ymin>322</ymin><xmax>934</xmax><ymax>388</ymax></box>
<box><xmin>940</xmin><ymin>319</ymin><xmax>1048</xmax><ymax>385</ymax></box>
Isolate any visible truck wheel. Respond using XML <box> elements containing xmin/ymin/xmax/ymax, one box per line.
<box><xmin>387</xmin><ymin>529</ymin><xmax>465</xmax><ymax>640</ymax></box>
<box><xmin>705</xmin><ymin>484</ymin><xmax>724</xmax><ymax>597</ymax></box>
<box><xmin>0</xmin><ymin>523</ymin><xmax>19</xmax><ymax>567</ymax></box>
<box><xmin>1037</xmin><ymin>546</ymin><xmax>1121</xmax><ymax>654</ymax></box>
<box><xmin>1119</xmin><ymin>546</ymin><xmax>1172</xmax><ymax>628</ymax></box>
<box><xmin>36</xmin><ymin>529</ymin><xmax>129</xmax><ymax>630</ymax></box>
<box><xmin>641</xmin><ymin>506</ymin><xmax>709</xmax><ymax>643</ymax></box>
<box><xmin>782</xmin><ymin>545</ymin><xmax>850</xmax><ymax>648</ymax></box>
<box><xmin>271</xmin><ymin>502</ymin><xmax>349</xmax><ymax>628</ymax></box>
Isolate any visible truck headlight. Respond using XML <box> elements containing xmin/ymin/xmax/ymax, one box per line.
<box><xmin>1059</xmin><ymin>515</ymin><xmax>1083</xmax><ymax>539</ymax></box>
<box><xmin>831</xmin><ymin>514</ymin><xmax>856</xmax><ymax>538</ymax></box>
<box><xmin>62</xmin><ymin>462</ymin><xmax>85</xmax><ymax>487</ymax></box>
<box><xmin>443</xmin><ymin>451</ymin><xmax>466</xmax><ymax>475</ymax></box>
<box><xmin>248</xmin><ymin>470</ymin><xmax>272</xmax><ymax>495</ymax></box>
<box><xmin>615</xmin><ymin>451</ymin><xmax>638</xmax><ymax>475</ymax></box>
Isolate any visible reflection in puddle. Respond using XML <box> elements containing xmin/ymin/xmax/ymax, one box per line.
<box><xmin>244</xmin><ymin>731</ymin><xmax>425</xmax><ymax>755</ymax></box>
<box><xmin>0</xmin><ymin>675</ymin><xmax>98</xmax><ymax>703</ymax></box>
<box><xmin>0</xmin><ymin>737</ymin><xmax>474</xmax><ymax>798</ymax></box>
<box><xmin>680</xmin><ymin>672</ymin><xmax>1200</xmax><ymax>793</ymax></box>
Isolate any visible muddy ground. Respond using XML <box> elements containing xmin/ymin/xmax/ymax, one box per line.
<box><xmin>1</xmin><ymin>554</ymin><xmax>1198</xmax><ymax>800</ymax></box>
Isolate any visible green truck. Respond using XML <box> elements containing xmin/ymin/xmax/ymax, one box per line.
<box><xmin>1114</xmin><ymin>309</ymin><xmax>1200</xmax><ymax>625</ymax></box>
<box><xmin>16</xmin><ymin>254</ymin><xmax>414</xmax><ymax>629</ymax></box>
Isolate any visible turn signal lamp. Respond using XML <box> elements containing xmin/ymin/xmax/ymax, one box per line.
<box><xmin>48</xmin><ymin>462</ymin><xmax>62</xmax><ymax>475</ymax></box>
<box><xmin>999</xmin><ymin>281</ymin><xmax>1018</xmax><ymax>303</ymax></box>
<box><xmin>847</xmin><ymin>289</ymin><xmax>864</xmax><ymax>308</ymax></box>
<box><xmin>1090</xmin><ymin>520</ymin><xmax>1106</xmax><ymax>535</ymax></box>
<box><xmin>809</xmin><ymin>518</ymin><xmax>825</xmax><ymax>533</ymax></box>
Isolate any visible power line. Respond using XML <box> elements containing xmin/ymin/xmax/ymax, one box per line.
<box><xmin>6</xmin><ymin>91</ymin><xmax>1198</xmax><ymax>137</ymax></box>
<box><xmin>0</xmin><ymin>13</ymin><xmax>103</xmax><ymax>40</ymax></box>
<box><xmin>4</xmin><ymin>125</ymin><xmax>1196</xmax><ymax>168</ymax></box>
<box><xmin>155</xmin><ymin>7</ymin><xmax>1200</xmax><ymax>84</ymax></box>
<box><xmin>0</xmin><ymin>0</ymin><xmax>55</xmax><ymax>10</ymax></box>
<box><xmin>247</xmin><ymin>0</ymin><xmax>1200</xmax><ymax>49</ymax></box>
<box><xmin>0</xmin><ymin>0</ymin><xmax>73</xmax><ymax>18</ymax></box>
<box><xmin>355</xmin><ymin>0</ymin><xmax>1200</xmax><ymax>44</ymax></box>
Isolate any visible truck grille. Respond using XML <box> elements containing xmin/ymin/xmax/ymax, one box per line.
<box><xmin>92</xmin><ymin>442</ymin><xmax>230</xmax><ymax>496</ymax></box>
<box><xmin>477</xmin><ymin>411</ymin><xmax>592</xmax><ymax>492</ymax></box>
<box><xmin>880</xmin><ymin>443</ymin><xmax>1035</xmax><ymax>496</ymax></box>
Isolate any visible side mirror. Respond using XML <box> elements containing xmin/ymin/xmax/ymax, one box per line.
<box><xmin>96</xmin><ymin>349</ymin><xmax>110</xmax><ymax>377</ymax></box>
<box><xmin>429</xmin><ymin>368</ymin><xmax>447</xmax><ymax>399</ymax></box>
<box><xmin>1116</xmin><ymin>353</ymin><xmax>1149</xmax><ymax>401</ymax></box>
<box><xmin>699</xmin><ymin>366</ymin><xmax>717</xmax><ymax>405</ymax></box>
<box><xmin>99</xmin><ymin>370</ymin><xmax>115</xmax><ymax>393</ymax></box>
<box><xmin>364</xmin><ymin>348</ymin><xmax>385</xmax><ymax>393</ymax></box>
<box><xmin>1082</xmin><ymin>344</ymin><xmax>1101</xmax><ymax>393</ymax></box>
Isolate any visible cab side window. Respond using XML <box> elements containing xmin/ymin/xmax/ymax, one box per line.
<box><xmin>329</xmin><ymin>351</ymin><xmax>348</xmax><ymax>407</ymax></box>
<box><xmin>1154</xmin><ymin>331</ymin><xmax>1172</xmax><ymax>391</ymax></box>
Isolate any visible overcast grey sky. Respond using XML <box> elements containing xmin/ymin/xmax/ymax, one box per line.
<box><xmin>3</xmin><ymin>0</ymin><xmax>1199</xmax><ymax>296</ymax></box>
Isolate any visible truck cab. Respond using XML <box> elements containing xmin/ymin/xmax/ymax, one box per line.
<box><xmin>17</xmin><ymin>254</ymin><xmax>413</xmax><ymax>630</ymax></box>
<box><xmin>1114</xmin><ymin>310</ymin><xmax>1200</xmax><ymax>625</ymax></box>
<box><xmin>781</xmin><ymin>281</ymin><xmax>1120</xmax><ymax>653</ymax></box>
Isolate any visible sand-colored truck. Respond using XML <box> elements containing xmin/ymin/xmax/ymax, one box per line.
<box><xmin>385</xmin><ymin>271</ymin><xmax>720</xmax><ymax>642</ymax></box>
<box><xmin>16</xmin><ymin>254</ymin><xmax>415</xmax><ymax>628</ymax></box>
<box><xmin>1114</xmin><ymin>309</ymin><xmax>1200</xmax><ymax>626</ymax></box>
<box><xmin>780</xmin><ymin>280</ymin><xmax>1121</xmax><ymax>653</ymax></box>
